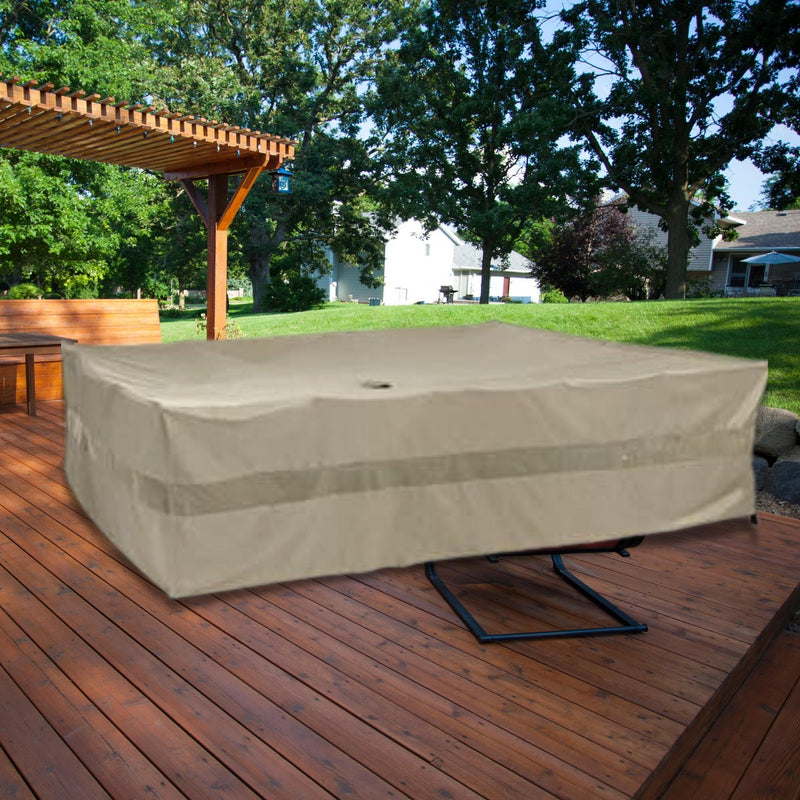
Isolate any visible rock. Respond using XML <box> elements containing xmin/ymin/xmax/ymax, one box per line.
<box><xmin>772</xmin><ymin>447</ymin><xmax>800</xmax><ymax>505</ymax></box>
<box><xmin>754</xmin><ymin>406</ymin><xmax>800</xmax><ymax>459</ymax></box>
<box><xmin>752</xmin><ymin>456</ymin><xmax>770</xmax><ymax>491</ymax></box>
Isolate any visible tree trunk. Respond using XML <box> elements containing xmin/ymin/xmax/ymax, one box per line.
<box><xmin>249</xmin><ymin>216</ymin><xmax>289</xmax><ymax>312</ymax></box>
<box><xmin>479</xmin><ymin>239</ymin><xmax>495</xmax><ymax>304</ymax></box>
<box><xmin>249</xmin><ymin>251</ymin><xmax>272</xmax><ymax>313</ymax></box>
<box><xmin>664</xmin><ymin>205</ymin><xmax>691</xmax><ymax>300</ymax></box>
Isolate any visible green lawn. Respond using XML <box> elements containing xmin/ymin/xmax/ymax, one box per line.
<box><xmin>160</xmin><ymin>296</ymin><xmax>800</xmax><ymax>415</ymax></box>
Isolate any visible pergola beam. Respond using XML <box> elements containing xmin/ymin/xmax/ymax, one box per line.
<box><xmin>218</xmin><ymin>162</ymin><xmax>274</xmax><ymax>230</ymax></box>
<box><xmin>180</xmin><ymin>179</ymin><xmax>210</xmax><ymax>227</ymax></box>
<box><xmin>164</xmin><ymin>154</ymin><xmax>270</xmax><ymax>181</ymax></box>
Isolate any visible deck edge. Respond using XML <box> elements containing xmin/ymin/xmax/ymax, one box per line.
<box><xmin>635</xmin><ymin>577</ymin><xmax>800</xmax><ymax>800</ymax></box>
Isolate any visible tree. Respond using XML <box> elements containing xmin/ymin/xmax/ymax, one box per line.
<box><xmin>755</xmin><ymin>143</ymin><xmax>800</xmax><ymax>210</ymax></box>
<box><xmin>529</xmin><ymin>204</ymin><xmax>666</xmax><ymax>301</ymax></box>
<box><xmin>371</xmin><ymin>0</ymin><xmax>598</xmax><ymax>304</ymax></box>
<box><xmin>152</xmin><ymin>0</ymin><xmax>403</xmax><ymax>311</ymax></box>
<box><xmin>0</xmin><ymin>150</ymin><xmax>171</xmax><ymax>296</ymax></box>
<box><xmin>754</xmin><ymin>8</ymin><xmax>800</xmax><ymax>210</ymax></box>
<box><xmin>0</xmin><ymin>0</ymin><xmax>168</xmax><ymax>102</ymax></box>
<box><xmin>556</xmin><ymin>0</ymin><xmax>799</xmax><ymax>298</ymax></box>
<box><xmin>0</xmin><ymin>0</ymin><xmax>179</xmax><ymax>297</ymax></box>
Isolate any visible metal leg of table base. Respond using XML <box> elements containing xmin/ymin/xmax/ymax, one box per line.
<box><xmin>425</xmin><ymin>553</ymin><xmax>648</xmax><ymax>644</ymax></box>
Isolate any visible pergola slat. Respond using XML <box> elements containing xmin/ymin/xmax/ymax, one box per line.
<box><xmin>0</xmin><ymin>77</ymin><xmax>295</xmax><ymax>339</ymax></box>
<box><xmin>0</xmin><ymin>80</ymin><xmax>293</xmax><ymax>171</ymax></box>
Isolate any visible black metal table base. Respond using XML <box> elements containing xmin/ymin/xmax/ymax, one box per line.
<box><xmin>425</xmin><ymin>544</ymin><xmax>649</xmax><ymax>644</ymax></box>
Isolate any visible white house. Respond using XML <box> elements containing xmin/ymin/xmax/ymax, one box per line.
<box><xmin>318</xmin><ymin>219</ymin><xmax>539</xmax><ymax>304</ymax></box>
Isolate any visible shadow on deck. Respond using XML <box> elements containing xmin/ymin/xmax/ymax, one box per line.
<box><xmin>0</xmin><ymin>401</ymin><xmax>799</xmax><ymax>799</ymax></box>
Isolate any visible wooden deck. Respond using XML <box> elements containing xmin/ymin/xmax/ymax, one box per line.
<box><xmin>1</xmin><ymin>400</ymin><xmax>799</xmax><ymax>800</ymax></box>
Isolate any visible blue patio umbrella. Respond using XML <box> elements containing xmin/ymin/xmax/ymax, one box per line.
<box><xmin>742</xmin><ymin>251</ymin><xmax>800</xmax><ymax>265</ymax></box>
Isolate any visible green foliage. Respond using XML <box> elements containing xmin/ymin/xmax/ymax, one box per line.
<box><xmin>0</xmin><ymin>151</ymin><xmax>174</xmax><ymax>297</ymax></box>
<box><xmin>589</xmin><ymin>227</ymin><xmax>667</xmax><ymax>301</ymax></box>
<box><xmin>754</xmin><ymin>143</ymin><xmax>800</xmax><ymax>210</ymax></box>
<box><xmin>0</xmin><ymin>0</ymin><xmax>166</xmax><ymax>97</ymax></box>
<box><xmin>2</xmin><ymin>0</ymin><xmax>795</xmax><ymax>315</ymax></box>
<box><xmin>531</xmin><ymin>205</ymin><xmax>666</xmax><ymax>301</ymax></box>
<box><xmin>556</xmin><ymin>0</ymin><xmax>799</xmax><ymax>297</ymax></box>
<box><xmin>62</xmin><ymin>273</ymin><xmax>98</xmax><ymax>299</ymax></box>
<box><xmin>0</xmin><ymin>1</ymin><xmax>213</xmax><ymax>301</ymax></box>
<box><xmin>6</xmin><ymin>282</ymin><xmax>41</xmax><ymax>299</ymax></box>
<box><xmin>541</xmin><ymin>286</ymin><xmax>568</xmax><ymax>304</ymax></box>
<box><xmin>371</xmin><ymin>0</ymin><xmax>599</xmax><ymax>304</ymax></box>
<box><xmin>265</xmin><ymin>272</ymin><xmax>326</xmax><ymax>314</ymax></box>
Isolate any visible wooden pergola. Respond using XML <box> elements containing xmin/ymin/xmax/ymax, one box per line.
<box><xmin>0</xmin><ymin>77</ymin><xmax>295</xmax><ymax>339</ymax></box>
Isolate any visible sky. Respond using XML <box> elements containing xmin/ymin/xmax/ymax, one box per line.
<box><xmin>724</xmin><ymin>121</ymin><xmax>800</xmax><ymax>212</ymax></box>
<box><xmin>721</xmin><ymin>129</ymin><xmax>799</xmax><ymax>213</ymax></box>
<box><xmin>724</xmin><ymin>159</ymin><xmax>769</xmax><ymax>213</ymax></box>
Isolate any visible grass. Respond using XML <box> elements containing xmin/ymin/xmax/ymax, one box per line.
<box><xmin>160</xmin><ymin>296</ymin><xmax>800</xmax><ymax>415</ymax></box>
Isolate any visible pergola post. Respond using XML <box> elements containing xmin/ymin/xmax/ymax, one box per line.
<box><xmin>207</xmin><ymin>174</ymin><xmax>229</xmax><ymax>341</ymax></box>
<box><xmin>179</xmin><ymin>163</ymin><xmax>274</xmax><ymax>340</ymax></box>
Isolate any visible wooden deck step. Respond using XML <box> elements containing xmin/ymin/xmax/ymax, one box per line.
<box><xmin>662</xmin><ymin>628</ymin><xmax>800</xmax><ymax>800</ymax></box>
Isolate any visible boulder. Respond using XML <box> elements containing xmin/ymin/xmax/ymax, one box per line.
<box><xmin>771</xmin><ymin>447</ymin><xmax>800</xmax><ymax>505</ymax></box>
<box><xmin>752</xmin><ymin>456</ymin><xmax>770</xmax><ymax>492</ymax></box>
<box><xmin>754</xmin><ymin>406</ymin><xmax>800</xmax><ymax>460</ymax></box>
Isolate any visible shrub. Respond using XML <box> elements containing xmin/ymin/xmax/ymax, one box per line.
<box><xmin>63</xmin><ymin>276</ymin><xmax>98</xmax><ymax>299</ymax></box>
<box><xmin>265</xmin><ymin>273</ymin><xmax>326</xmax><ymax>313</ymax></box>
<box><xmin>686</xmin><ymin>276</ymin><xmax>714</xmax><ymax>299</ymax></box>
<box><xmin>541</xmin><ymin>286</ymin><xmax>569</xmax><ymax>303</ymax></box>
<box><xmin>7</xmin><ymin>283</ymin><xmax>42</xmax><ymax>299</ymax></box>
<box><xmin>194</xmin><ymin>312</ymin><xmax>244</xmax><ymax>339</ymax></box>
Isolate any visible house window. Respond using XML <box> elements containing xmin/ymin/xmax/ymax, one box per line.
<box><xmin>425</xmin><ymin>243</ymin><xmax>431</xmax><ymax>257</ymax></box>
<box><xmin>728</xmin><ymin>260</ymin><xmax>746</xmax><ymax>287</ymax></box>
<box><xmin>729</xmin><ymin>259</ymin><xmax>768</xmax><ymax>289</ymax></box>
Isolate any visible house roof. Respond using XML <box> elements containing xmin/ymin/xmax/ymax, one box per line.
<box><xmin>438</xmin><ymin>223</ymin><xmax>465</xmax><ymax>248</ymax></box>
<box><xmin>714</xmin><ymin>210</ymin><xmax>800</xmax><ymax>252</ymax></box>
<box><xmin>0</xmin><ymin>76</ymin><xmax>294</xmax><ymax>178</ymax></box>
<box><xmin>452</xmin><ymin>244</ymin><xmax>531</xmax><ymax>274</ymax></box>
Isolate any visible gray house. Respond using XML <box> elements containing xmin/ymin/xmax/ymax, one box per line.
<box><xmin>704</xmin><ymin>210</ymin><xmax>800</xmax><ymax>296</ymax></box>
<box><xmin>622</xmin><ymin>203</ymin><xmax>720</xmax><ymax>274</ymax></box>
<box><xmin>618</xmin><ymin>198</ymin><xmax>800</xmax><ymax>296</ymax></box>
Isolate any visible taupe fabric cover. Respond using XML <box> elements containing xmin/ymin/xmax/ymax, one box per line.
<box><xmin>62</xmin><ymin>323</ymin><xmax>766</xmax><ymax>598</ymax></box>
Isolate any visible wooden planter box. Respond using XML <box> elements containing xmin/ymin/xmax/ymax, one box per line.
<box><xmin>0</xmin><ymin>299</ymin><xmax>161</xmax><ymax>405</ymax></box>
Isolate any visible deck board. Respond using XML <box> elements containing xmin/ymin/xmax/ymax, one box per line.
<box><xmin>0</xmin><ymin>400</ymin><xmax>799</xmax><ymax>800</ymax></box>
<box><xmin>663</xmin><ymin>630</ymin><xmax>800</xmax><ymax>800</ymax></box>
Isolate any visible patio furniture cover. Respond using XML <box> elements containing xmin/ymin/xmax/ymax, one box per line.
<box><xmin>62</xmin><ymin>323</ymin><xmax>766</xmax><ymax>598</ymax></box>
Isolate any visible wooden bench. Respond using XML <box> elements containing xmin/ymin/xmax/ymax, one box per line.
<box><xmin>0</xmin><ymin>299</ymin><xmax>161</xmax><ymax>406</ymax></box>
